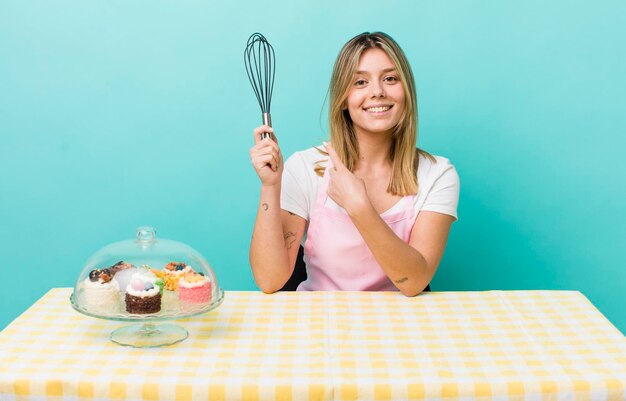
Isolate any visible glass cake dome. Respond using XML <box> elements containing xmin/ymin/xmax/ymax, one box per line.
<box><xmin>70</xmin><ymin>226</ymin><xmax>224</xmax><ymax>347</ymax></box>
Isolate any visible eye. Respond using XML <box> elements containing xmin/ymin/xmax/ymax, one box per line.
<box><xmin>384</xmin><ymin>75</ymin><xmax>399</xmax><ymax>83</ymax></box>
<box><xmin>354</xmin><ymin>79</ymin><xmax>367</xmax><ymax>87</ymax></box>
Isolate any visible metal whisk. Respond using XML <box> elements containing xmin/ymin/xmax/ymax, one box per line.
<box><xmin>244</xmin><ymin>33</ymin><xmax>276</xmax><ymax>140</ymax></box>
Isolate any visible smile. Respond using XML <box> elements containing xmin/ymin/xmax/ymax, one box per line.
<box><xmin>364</xmin><ymin>105</ymin><xmax>392</xmax><ymax>113</ymax></box>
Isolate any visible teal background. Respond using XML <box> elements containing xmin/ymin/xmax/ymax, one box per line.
<box><xmin>1</xmin><ymin>1</ymin><xmax>624</xmax><ymax>333</ymax></box>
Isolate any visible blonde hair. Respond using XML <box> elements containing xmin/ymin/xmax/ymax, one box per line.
<box><xmin>317</xmin><ymin>32</ymin><xmax>434</xmax><ymax>195</ymax></box>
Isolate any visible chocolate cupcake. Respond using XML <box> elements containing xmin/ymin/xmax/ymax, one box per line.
<box><xmin>125</xmin><ymin>273</ymin><xmax>161</xmax><ymax>314</ymax></box>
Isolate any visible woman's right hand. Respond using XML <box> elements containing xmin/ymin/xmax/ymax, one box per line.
<box><xmin>249</xmin><ymin>125</ymin><xmax>284</xmax><ymax>187</ymax></box>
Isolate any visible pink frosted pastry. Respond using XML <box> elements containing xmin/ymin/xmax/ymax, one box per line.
<box><xmin>179</xmin><ymin>272</ymin><xmax>211</xmax><ymax>304</ymax></box>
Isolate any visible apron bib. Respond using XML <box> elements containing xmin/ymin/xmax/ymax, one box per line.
<box><xmin>298</xmin><ymin>160</ymin><xmax>416</xmax><ymax>291</ymax></box>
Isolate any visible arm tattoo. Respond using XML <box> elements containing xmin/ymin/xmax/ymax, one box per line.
<box><xmin>284</xmin><ymin>231</ymin><xmax>297</xmax><ymax>250</ymax></box>
<box><xmin>395</xmin><ymin>277</ymin><xmax>408</xmax><ymax>284</ymax></box>
<box><xmin>262</xmin><ymin>203</ymin><xmax>269</xmax><ymax>211</ymax></box>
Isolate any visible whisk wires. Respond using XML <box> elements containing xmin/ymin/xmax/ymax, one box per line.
<box><xmin>244</xmin><ymin>33</ymin><xmax>276</xmax><ymax>114</ymax></box>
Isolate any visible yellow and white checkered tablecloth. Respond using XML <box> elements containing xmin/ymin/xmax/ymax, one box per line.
<box><xmin>0</xmin><ymin>289</ymin><xmax>625</xmax><ymax>401</ymax></box>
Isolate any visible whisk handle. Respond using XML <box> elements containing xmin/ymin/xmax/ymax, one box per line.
<box><xmin>261</xmin><ymin>113</ymin><xmax>272</xmax><ymax>140</ymax></box>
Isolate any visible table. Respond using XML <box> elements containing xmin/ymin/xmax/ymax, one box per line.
<box><xmin>1</xmin><ymin>289</ymin><xmax>625</xmax><ymax>401</ymax></box>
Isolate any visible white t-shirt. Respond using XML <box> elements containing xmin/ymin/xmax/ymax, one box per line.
<box><xmin>280</xmin><ymin>146</ymin><xmax>460</xmax><ymax>237</ymax></box>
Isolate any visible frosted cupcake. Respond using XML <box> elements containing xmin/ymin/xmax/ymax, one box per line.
<box><xmin>78</xmin><ymin>268</ymin><xmax>121</xmax><ymax>315</ymax></box>
<box><xmin>125</xmin><ymin>273</ymin><xmax>161</xmax><ymax>314</ymax></box>
<box><xmin>109</xmin><ymin>260</ymin><xmax>135</xmax><ymax>274</ymax></box>
<box><xmin>112</xmin><ymin>261</ymin><xmax>138</xmax><ymax>292</ymax></box>
<box><xmin>137</xmin><ymin>265</ymin><xmax>165</xmax><ymax>295</ymax></box>
<box><xmin>162</xmin><ymin>262</ymin><xmax>192</xmax><ymax>291</ymax></box>
<box><xmin>179</xmin><ymin>272</ymin><xmax>212</xmax><ymax>304</ymax></box>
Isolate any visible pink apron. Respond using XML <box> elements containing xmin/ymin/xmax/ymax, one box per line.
<box><xmin>298</xmin><ymin>160</ymin><xmax>416</xmax><ymax>291</ymax></box>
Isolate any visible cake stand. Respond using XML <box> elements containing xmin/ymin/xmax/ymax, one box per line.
<box><xmin>70</xmin><ymin>289</ymin><xmax>224</xmax><ymax>348</ymax></box>
<box><xmin>70</xmin><ymin>226</ymin><xmax>225</xmax><ymax>348</ymax></box>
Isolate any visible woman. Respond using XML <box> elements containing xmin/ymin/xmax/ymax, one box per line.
<box><xmin>249</xmin><ymin>32</ymin><xmax>459</xmax><ymax>296</ymax></box>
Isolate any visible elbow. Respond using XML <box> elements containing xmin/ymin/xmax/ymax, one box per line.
<box><xmin>253</xmin><ymin>274</ymin><xmax>284</xmax><ymax>294</ymax></box>
<box><xmin>250</xmin><ymin>256</ymin><xmax>290</xmax><ymax>294</ymax></box>
<box><xmin>400</xmin><ymin>288</ymin><xmax>421</xmax><ymax>297</ymax></box>
<box><xmin>257</xmin><ymin>281</ymin><xmax>281</xmax><ymax>294</ymax></box>
<box><xmin>250</xmin><ymin>256</ymin><xmax>279</xmax><ymax>294</ymax></box>
<box><xmin>398</xmin><ymin>281</ymin><xmax>431</xmax><ymax>297</ymax></box>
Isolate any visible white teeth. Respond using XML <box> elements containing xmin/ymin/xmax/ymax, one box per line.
<box><xmin>366</xmin><ymin>106</ymin><xmax>390</xmax><ymax>112</ymax></box>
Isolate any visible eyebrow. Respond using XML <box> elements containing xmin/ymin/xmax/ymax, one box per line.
<box><xmin>354</xmin><ymin>67</ymin><xmax>397</xmax><ymax>75</ymax></box>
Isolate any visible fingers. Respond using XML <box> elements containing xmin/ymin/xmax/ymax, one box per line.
<box><xmin>323</xmin><ymin>141</ymin><xmax>345</xmax><ymax>172</ymax></box>
<box><xmin>251</xmin><ymin>130</ymin><xmax>280</xmax><ymax>157</ymax></box>
<box><xmin>253</xmin><ymin>152</ymin><xmax>280</xmax><ymax>172</ymax></box>
<box><xmin>252</xmin><ymin>136</ymin><xmax>280</xmax><ymax>154</ymax></box>
<box><xmin>250</xmin><ymin>139</ymin><xmax>282</xmax><ymax>172</ymax></box>
<box><xmin>253</xmin><ymin>125</ymin><xmax>278</xmax><ymax>144</ymax></box>
<box><xmin>251</xmin><ymin>149</ymin><xmax>280</xmax><ymax>171</ymax></box>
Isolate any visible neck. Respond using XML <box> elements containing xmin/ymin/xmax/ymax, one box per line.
<box><xmin>354</xmin><ymin>129</ymin><xmax>393</xmax><ymax>172</ymax></box>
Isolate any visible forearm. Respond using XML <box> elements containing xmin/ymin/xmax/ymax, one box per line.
<box><xmin>349</xmin><ymin>204</ymin><xmax>433</xmax><ymax>296</ymax></box>
<box><xmin>249</xmin><ymin>184</ymin><xmax>291</xmax><ymax>293</ymax></box>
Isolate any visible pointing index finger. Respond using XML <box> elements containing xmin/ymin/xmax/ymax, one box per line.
<box><xmin>324</xmin><ymin>142</ymin><xmax>346</xmax><ymax>172</ymax></box>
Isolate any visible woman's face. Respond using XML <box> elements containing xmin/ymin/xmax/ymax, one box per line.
<box><xmin>345</xmin><ymin>48</ymin><xmax>405</xmax><ymax>138</ymax></box>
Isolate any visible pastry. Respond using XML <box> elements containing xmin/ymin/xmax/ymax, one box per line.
<box><xmin>163</xmin><ymin>262</ymin><xmax>192</xmax><ymax>291</ymax></box>
<box><xmin>78</xmin><ymin>268</ymin><xmax>121</xmax><ymax>315</ymax></box>
<box><xmin>137</xmin><ymin>265</ymin><xmax>164</xmax><ymax>294</ymax></box>
<box><xmin>125</xmin><ymin>273</ymin><xmax>161</xmax><ymax>314</ymax></box>
<box><xmin>109</xmin><ymin>261</ymin><xmax>134</xmax><ymax>274</ymax></box>
<box><xmin>179</xmin><ymin>272</ymin><xmax>212</xmax><ymax>304</ymax></box>
<box><xmin>113</xmin><ymin>264</ymin><xmax>138</xmax><ymax>292</ymax></box>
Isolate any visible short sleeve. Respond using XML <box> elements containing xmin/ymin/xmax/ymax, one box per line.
<box><xmin>419</xmin><ymin>159</ymin><xmax>460</xmax><ymax>220</ymax></box>
<box><xmin>280</xmin><ymin>152</ymin><xmax>310</xmax><ymax>220</ymax></box>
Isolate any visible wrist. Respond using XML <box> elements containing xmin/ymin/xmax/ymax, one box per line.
<box><xmin>261</xmin><ymin>181</ymin><xmax>281</xmax><ymax>190</ymax></box>
<box><xmin>260</xmin><ymin>183</ymin><xmax>281</xmax><ymax>198</ymax></box>
<box><xmin>346</xmin><ymin>197</ymin><xmax>374</xmax><ymax>219</ymax></box>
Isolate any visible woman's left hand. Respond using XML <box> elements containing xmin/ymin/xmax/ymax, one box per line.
<box><xmin>325</xmin><ymin>143</ymin><xmax>371</xmax><ymax>216</ymax></box>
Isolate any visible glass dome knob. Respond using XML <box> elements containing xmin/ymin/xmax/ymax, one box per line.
<box><xmin>137</xmin><ymin>226</ymin><xmax>156</xmax><ymax>242</ymax></box>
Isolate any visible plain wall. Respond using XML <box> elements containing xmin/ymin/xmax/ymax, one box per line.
<box><xmin>1</xmin><ymin>1</ymin><xmax>625</xmax><ymax>333</ymax></box>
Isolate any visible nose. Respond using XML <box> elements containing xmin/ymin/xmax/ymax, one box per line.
<box><xmin>370</xmin><ymin>80</ymin><xmax>385</xmax><ymax>98</ymax></box>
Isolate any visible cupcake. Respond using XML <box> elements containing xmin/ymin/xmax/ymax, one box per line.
<box><xmin>137</xmin><ymin>265</ymin><xmax>164</xmax><ymax>294</ymax></box>
<box><xmin>109</xmin><ymin>260</ymin><xmax>134</xmax><ymax>274</ymax></box>
<box><xmin>111</xmin><ymin>261</ymin><xmax>137</xmax><ymax>291</ymax></box>
<box><xmin>162</xmin><ymin>262</ymin><xmax>192</xmax><ymax>291</ymax></box>
<box><xmin>179</xmin><ymin>272</ymin><xmax>212</xmax><ymax>304</ymax></box>
<box><xmin>125</xmin><ymin>273</ymin><xmax>161</xmax><ymax>314</ymax></box>
<box><xmin>78</xmin><ymin>268</ymin><xmax>121</xmax><ymax>315</ymax></box>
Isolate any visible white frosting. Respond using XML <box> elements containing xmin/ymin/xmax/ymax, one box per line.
<box><xmin>113</xmin><ymin>268</ymin><xmax>138</xmax><ymax>291</ymax></box>
<box><xmin>179</xmin><ymin>276</ymin><xmax>209</xmax><ymax>289</ymax></box>
<box><xmin>135</xmin><ymin>270</ymin><xmax>158</xmax><ymax>284</ymax></box>
<box><xmin>126</xmin><ymin>285</ymin><xmax>160</xmax><ymax>298</ymax></box>
<box><xmin>125</xmin><ymin>273</ymin><xmax>160</xmax><ymax>297</ymax></box>
<box><xmin>78</xmin><ymin>278</ymin><xmax>121</xmax><ymax>314</ymax></box>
